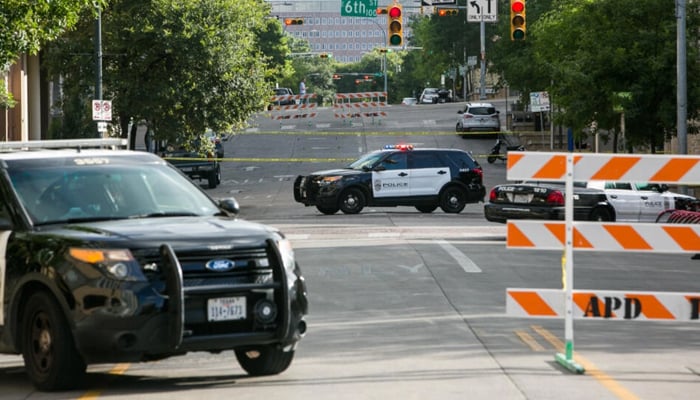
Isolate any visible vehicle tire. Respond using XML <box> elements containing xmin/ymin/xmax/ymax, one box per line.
<box><xmin>339</xmin><ymin>188</ymin><xmax>365</xmax><ymax>214</ymax></box>
<box><xmin>316</xmin><ymin>205</ymin><xmax>339</xmax><ymax>215</ymax></box>
<box><xmin>439</xmin><ymin>186</ymin><xmax>467</xmax><ymax>213</ymax></box>
<box><xmin>415</xmin><ymin>205</ymin><xmax>438</xmax><ymax>213</ymax></box>
<box><xmin>589</xmin><ymin>207</ymin><xmax>614</xmax><ymax>222</ymax></box>
<box><xmin>235</xmin><ymin>346</ymin><xmax>294</xmax><ymax>376</ymax></box>
<box><xmin>487</xmin><ymin>155</ymin><xmax>497</xmax><ymax>164</ymax></box>
<box><xmin>208</xmin><ymin>165</ymin><xmax>221</xmax><ymax>189</ymax></box>
<box><xmin>21</xmin><ymin>291</ymin><xmax>86</xmax><ymax>391</ymax></box>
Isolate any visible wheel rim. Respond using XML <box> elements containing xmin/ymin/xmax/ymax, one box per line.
<box><xmin>30</xmin><ymin>311</ymin><xmax>54</xmax><ymax>374</ymax></box>
<box><xmin>342</xmin><ymin>192</ymin><xmax>361</xmax><ymax>212</ymax></box>
<box><xmin>443</xmin><ymin>188</ymin><xmax>466</xmax><ymax>212</ymax></box>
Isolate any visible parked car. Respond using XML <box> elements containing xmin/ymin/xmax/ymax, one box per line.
<box><xmin>456</xmin><ymin>102</ymin><xmax>501</xmax><ymax>135</ymax></box>
<box><xmin>269</xmin><ymin>87</ymin><xmax>296</xmax><ymax>109</ymax></box>
<box><xmin>401</xmin><ymin>97</ymin><xmax>418</xmax><ymax>105</ymax></box>
<box><xmin>294</xmin><ymin>144</ymin><xmax>485</xmax><ymax>215</ymax></box>
<box><xmin>419</xmin><ymin>88</ymin><xmax>439</xmax><ymax>104</ymax></box>
<box><xmin>584</xmin><ymin>181</ymin><xmax>699</xmax><ymax>222</ymax></box>
<box><xmin>484</xmin><ymin>182</ymin><xmax>615</xmax><ymax>223</ymax></box>
<box><xmin>0</xmin><ymin>138</ymin><xmax>308</xmax><ymax>391</ymax></box>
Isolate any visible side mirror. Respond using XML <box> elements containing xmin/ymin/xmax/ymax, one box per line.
<box><xmin>457</xmin><ymin>110</ymin><xmax>464</xmax><ymax>115</ymax></box>
<box><xmin>219</xmin><ymin>198</ymin><xmax>240</xmax><ymax>215</ymax></box>
<box><xmin>659</xmin><ymin>184</ymin><xmax>669</xmax><ymax>193</ymax></box>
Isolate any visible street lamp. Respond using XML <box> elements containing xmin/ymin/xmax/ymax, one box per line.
<box><xmin>370</xmin><ymin>20</ymin><xmax>388</xmax><ymax>95</ymax></box>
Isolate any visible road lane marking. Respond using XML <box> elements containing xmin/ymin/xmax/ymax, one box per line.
<box><xmin>78</xmin><ymin>363</ymin><xmax>130</xmax><ymax>400</ymax></box>
<box><xmin>515</xmin><ymin>329</ymin><xmax>545</xmax><ymax>351</ymax></box>
<box><xmin>531</xmin><ymin>325</ymin><xmax>640</xmax><ymax>400</ymax></box>
<box><xmin>434</xmin><ymin>239</ymin><xmax>482</xmax><ymax>273</ymax></box>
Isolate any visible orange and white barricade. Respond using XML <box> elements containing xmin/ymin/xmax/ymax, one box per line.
<box><xmin>334</xmin><ymin>92</ymin><xmax>387</xmax><ymax>124</ymax></box>
<box><xmin>269</xmin><ymin>94</ymin><xmax>318</xmax><ymax>122</ymax></box>
<box><xmin>502</xmin><ymin>151</ymin><xmax>700</xmax><ymax>373</ymax></box>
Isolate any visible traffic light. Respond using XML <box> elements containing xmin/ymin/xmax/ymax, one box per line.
<box><xmin>378</xmin><ymin>48</ymin><xmax>392</xmax><ymax>53</ymax></box>
<box><xmin>437</xmin><ymin>8</ymin><xmax>458</xmax><ymax>17</ymax></box>
<box><xmin>510</xmin><ymin>0</ymin><xmax>526</xmax><ymax>40</ymax></box>
<box><xmin>376</xmin><ymin>7</ymin><xmax>387</xmax><ymax>15</ymax></box>
<box><xmin>284</xmin><ymin>18</ymin><xmax>304</xmax><ymax>26</ymax></box>
<box><xmin>319</xmin><ymin>53</ymin><xmax>332</xmax><ymax>59</ymax></box>
<box><xmin>332</xmin><ymin>74</ymin><xmax>341</xmax><ymax>80</ymax></box>
<box><xmin>387</xmin><ymin>3</ymin><xmax>403</xmax><ymax>47</ymax></box>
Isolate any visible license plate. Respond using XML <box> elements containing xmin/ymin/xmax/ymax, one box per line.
<box><xmin>207</xmin><ymin>296</ymin><xmax>246</xmax><ymax>321</ymax></box>
<box><xmin>514</xmin><ymin>194</ymin><xmax>531</xmax><ymax>203</ymax></box>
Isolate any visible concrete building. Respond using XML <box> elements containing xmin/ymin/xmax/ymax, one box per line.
<box><xmin>269</xmin><ymin>0</ymin><xmax>415</xmax><ymax>63</ymax></box>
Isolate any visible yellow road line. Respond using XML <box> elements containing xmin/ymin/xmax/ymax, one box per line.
<box><xmin>515</xmin><ymin>329</ymin><xmax>546</xmax><ymax>351</ymax></box>
<box><xmin>531</xmin><ymin>325</ymin><xmax>640</xmax><ymax>400</ymax></box>
<box><xmin>78</xmin><ymin>363</ymin><xmax>130</xmax><ymax>400</ymax></box>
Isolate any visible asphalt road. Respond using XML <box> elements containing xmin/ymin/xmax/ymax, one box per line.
<box><xmin>3</xmin><ymin>106</ymin><xmax>699</xmax><ymax>399</ymax></box>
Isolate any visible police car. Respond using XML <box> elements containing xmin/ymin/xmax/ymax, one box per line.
<box><xmin>585</xmin><ymin>181</ymin><xmax>699</xmax><ymax>222</ymax></box>
<box><xmin>293</xmin><ymin>145</ymin><xmax>486</xmax><ymax>214</ymax></box>
<box><xmin>0</xmin><ymin>139</ymin><xmax>307</xmax><ymax>391</ymax></box>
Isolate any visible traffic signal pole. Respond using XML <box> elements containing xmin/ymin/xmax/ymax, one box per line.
<box><xmin>479</xmin><ymin>13</ymin><xmax>486</xmax><ymax>100</ymax></box>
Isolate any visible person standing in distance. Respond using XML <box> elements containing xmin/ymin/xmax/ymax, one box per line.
<box><xmin>299</xmin><ymin>78</ymin><xmax>306</xmax><ymax>104</ymax></box>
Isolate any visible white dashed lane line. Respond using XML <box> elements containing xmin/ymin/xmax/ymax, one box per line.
<box><xmin>433</xmin><ymin>239</ymin><xmax>482</xmax><ymax>273</ymax></box>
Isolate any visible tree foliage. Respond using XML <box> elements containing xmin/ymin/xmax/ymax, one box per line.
<box><xmin>0</xmin><ymin>0</ymin><xmax>105</xmax><ymax>68</ymax></box>
<box><xmin>0</xmin><ymin>0</ymin><xmax>105</xmax><ymax>108</ymax></box>
<box><xmin>490</xmin><ymin>0</ymin><xmax>700</xmax><ymax>150</ymax></box>
<box><xmin>43</xmin><ymin>0</ymin><xmax>284</xmax><ymax>150</ymax></box>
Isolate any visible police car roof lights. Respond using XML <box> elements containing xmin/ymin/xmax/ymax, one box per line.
<box><xmin>383</xmin><ymin>144</ymin><xmax>414</xmax><ymax>151</ymax></box>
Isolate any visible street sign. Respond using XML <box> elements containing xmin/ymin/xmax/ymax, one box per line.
<box><xmin>92</xmin><ymin>99</ymin><xmax>112</xmax><ymax>121</ymax></box>
<box><xmin>341</xmin><ymin>0</ymin><xmax>378</xmax><ymax>18</ymax></box>
<box><xmin>467</xmin><ymin>0</ymin><xmax>498</xmax><ymax>22</ymax></box>
<box><xmin>529</xmin><ymin>91</ymin><xmax>550</xmax><ymax>112</ymax></box>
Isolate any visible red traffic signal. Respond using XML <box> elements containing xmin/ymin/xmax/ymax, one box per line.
<box><xmin>387</xmin><ymin>4</ymin><xmax>403</xmax><ymax>46</ymax></box>
<box><xmin>284</xmin><ymin>18</ymin><xmax>303</xmax><ymax>26</ymax></box>
<box><xmin>510</xmin><ymin>1</ymin><xmax>526</xmax><ymax>40</ymax></box>
<box><xmin>376</xmin><ymin>7</ymin><xmax>387</xmax><ymax>15</ymax></box>
<box><xmin>438</xmin><ymin>8</ymin><xmax>458</xmax><ymax>17</ymax></box>
<box><xmin>332</xmin><ymin>74</ymin><xmax>341</xmax><ymax>80</ymax></box>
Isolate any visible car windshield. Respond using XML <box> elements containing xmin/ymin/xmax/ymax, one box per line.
<box><xmin>8</xmin><ymin>159</ymin><xmax>221</xmax><ymax>225</ymax></box>
<box><xmin>424</xmin><ymin>89</ymin><xmax>437</xmax><ymax>94</ymax></box>
<box><xmin>347</xmin><ymin>151</ymin><xmax>386</xmax><ymax>170</ymax></box>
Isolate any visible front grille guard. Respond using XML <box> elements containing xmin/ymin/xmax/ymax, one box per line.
<box><xmin>158</xmin><ymin>239</ymin><xmax>291</xmax><ymax>351</ymax></box>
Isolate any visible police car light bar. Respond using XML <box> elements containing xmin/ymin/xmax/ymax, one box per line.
<box><xmin>383</xmin><ymin>144</ymin><xmax>414</xmax><ymax>151</ymax></box>
<box><xmin>0</xmin><ymin>138</ymin><xmax>128</xmax><ymax>151</ymax></box>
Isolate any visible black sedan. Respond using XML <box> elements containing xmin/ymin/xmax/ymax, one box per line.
<box><xmin>484</xmin><ymin>182</ymin><xmax>616</xmax><ymax>223</ymax></box>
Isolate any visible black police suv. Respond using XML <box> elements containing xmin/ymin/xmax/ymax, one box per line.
<box><xmin>294</xmin><ymin>145</ymin><xmax>486</xmax><ymax>214</ymax></box>
<box><xmin>0</xmin><ymin>139</ymin><xmax>307</xmax><ymax>391</ymax></box>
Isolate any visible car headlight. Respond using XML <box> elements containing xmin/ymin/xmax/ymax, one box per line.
<box><xmin>68</xmin><ymin>248</ymin><xmax>146</xmax><ymax>281</ymax></box>
<box><xmin>319</xmin><ymin>176</ymin><xmax>342</xmax><ymax>186</ymax></box>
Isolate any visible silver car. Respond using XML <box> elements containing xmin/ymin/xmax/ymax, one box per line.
<box><xmin>419</xmin><ymin>88</ymin><xmax>439</xmax><ymax>104</ymax></box>
<box><xmin>456</xmin><ymin>102</ymin><xmax>501</xmax><ymax>136</ymax></box>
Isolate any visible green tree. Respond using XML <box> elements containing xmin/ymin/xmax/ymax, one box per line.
<box><xmin>490</xmin><ymin>0</ymin><xmax>700</xmax><ymax>151</ymax></box>
<box><xmin>0</xmin><ymin>0</ymin><xmax>106</xmax><ymax>107</ymax></box>
<box><xmin>44</xmin><ymin>0</ymin><xmax>281</xmax><ymax>151</ymax></box>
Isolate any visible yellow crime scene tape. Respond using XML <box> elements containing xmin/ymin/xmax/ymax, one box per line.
<box><xmin>161</xmin><ymin>130</ymin><xmax>512</xmax><ymax>162</ymax></box>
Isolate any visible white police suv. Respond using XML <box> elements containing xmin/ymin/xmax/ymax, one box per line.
<box><xmin>293</xmin><ymin>145</ymin><xmax>486</xmax><ymax>214</ymax></box>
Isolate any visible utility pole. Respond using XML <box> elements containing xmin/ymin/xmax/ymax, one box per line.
<box><xmin>677</xmin><ymin>0</ymin><xmax>687</xmax><ymax>156</ymax></box>
<box><xmin>95</xmin><ymin>5</ymin><xmax>103</xmax><ymax>137</ymax></box>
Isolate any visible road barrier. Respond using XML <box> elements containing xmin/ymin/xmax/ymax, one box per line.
<box><xmin>507</xmin><ymin>289</ymin><xmax>700</xmax><ymax>321</ymax></box>
<box><xmin>502</xmin><ymin>151</ymin><xmax>700</xmax><ymax>374</ymax></box>
<box><xmin>334</xmin><ymin>92</ymin><xmax>387</xmax><ymax>124</ymax></box>
<box><xmin>269</xmin><ymin>94</ymin><xmax>318</xmax><ymax>123</ymax></box>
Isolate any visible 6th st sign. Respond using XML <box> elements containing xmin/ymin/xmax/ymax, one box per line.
<box><xmin>341</xmin><ymin>0</ymin><xmax>378</xmax><ymax>17</ymax></box>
